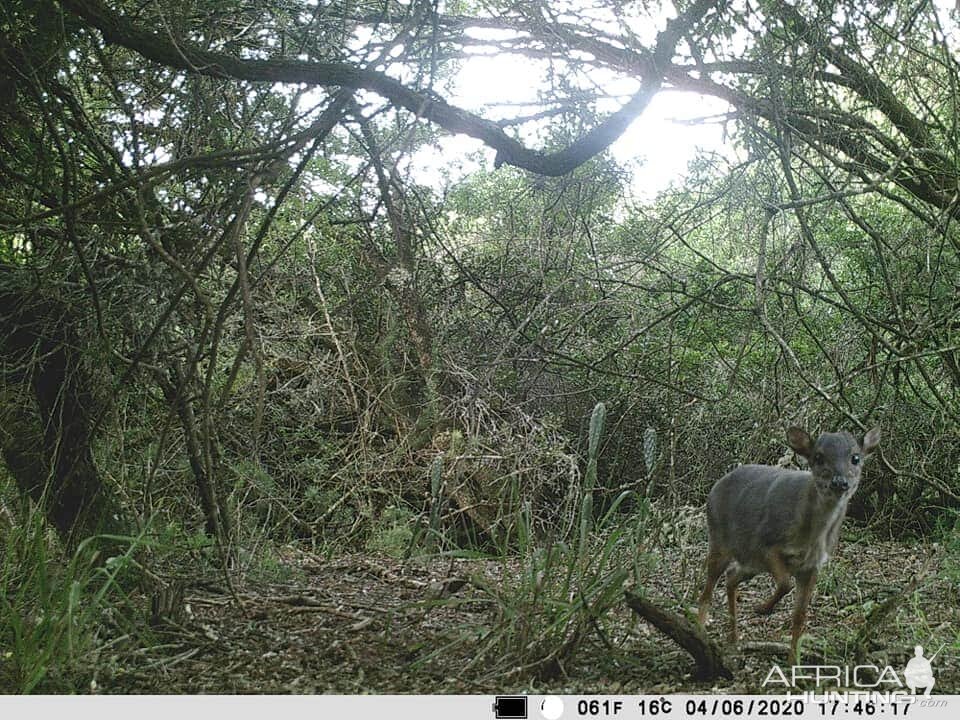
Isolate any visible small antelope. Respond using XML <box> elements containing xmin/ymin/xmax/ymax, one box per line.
<box><xmin>697</xmin><ymin>426</ymin><xmax>881</xmax><ymax>664</ymax></box>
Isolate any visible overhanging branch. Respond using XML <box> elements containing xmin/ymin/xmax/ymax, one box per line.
<box><xmin>58</xmin><ymin>0</ymin><xmax>714</xmax><ymax>176</ymax></box>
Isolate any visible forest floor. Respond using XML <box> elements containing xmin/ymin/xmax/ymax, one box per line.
<box><xmin>97</xmin><ymin>538</ymin><xmax>959</xmax><ymax>695</ymax></box>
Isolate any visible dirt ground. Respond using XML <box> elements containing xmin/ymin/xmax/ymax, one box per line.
<box><xmin>95</xmin><ymin>539</ymin><xmax>959</xmax><ymax>694</ymax></box>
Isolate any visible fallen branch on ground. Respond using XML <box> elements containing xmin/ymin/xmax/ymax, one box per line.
<box><xmin>625</xmin><ymin>590</ymin><xmax>732</xmax><ymax>681</ymax></box>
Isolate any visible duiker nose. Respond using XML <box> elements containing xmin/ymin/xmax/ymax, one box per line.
<box><xmin>831</xmin><ymin>475</ymin><xmax>848</xmax><ymax>491</ymax></box>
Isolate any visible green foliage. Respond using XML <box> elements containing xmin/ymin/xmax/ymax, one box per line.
<box><xmin>465</xmin><ymin>530</ymin><xmax>631</xmax><ymax>680</ymax></box>
<box><xmin>365</xmin><ymin>505</ymin><xmax>417</xmax><ymax>558</ymax></box>
<box><xmin>0</xmin><ymin>511</ymin><xmax>143</xmax><ymax>693</ymax></box>
<box><xmin>428</xmin><ymin>455</ymin><xmax>444</xmax><ymax>549</ymax></box>
<box><xmin>938</xmin><ymin>510</ymin><xmax>960</xmax><ymax>589</ymax></box>
<box><xmin>243</xmin><ymin>542</ymin><xmax>306</xmax><ymax>585</ymax></box>
<box><xmin>1</xmin><ymin>0</ymin><xmax>959</xmax><ymax>692</ymax></box>
<box><xmin>580</xmin><ymin>402</ymin><xmax>606</xmax><ymax>554</ymax></box>
<box><xmin>451</xmin><ymin>410</ymin><xmax>636</xmax><ymax>679</ymax></box>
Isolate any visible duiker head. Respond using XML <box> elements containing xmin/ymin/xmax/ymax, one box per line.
<box><xmin>787</xmin><ymin>426</ymin><xmax>881</xmax><ymax>497</ymax></box>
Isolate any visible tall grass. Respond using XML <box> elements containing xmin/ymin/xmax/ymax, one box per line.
<box><xmin>454</xmin><ymin>402</ymin><xmax>640</xmax><ymax>681</ymax></box>
<box><xmin>0</xmin><ymin>509</ymin><xmax>141</xmax><ymax>693</ymax></box>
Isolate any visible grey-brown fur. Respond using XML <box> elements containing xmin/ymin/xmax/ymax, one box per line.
<box><xmin>697</xmin><ymin>426</ymin><xmax>881</xmax><ymax>664</ymax></box>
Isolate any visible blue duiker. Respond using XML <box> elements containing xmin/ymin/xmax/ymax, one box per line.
<box><xmin>697</xmin><ymin>426</ymin><xmax>881</xmax><ymax>664</ymax></box>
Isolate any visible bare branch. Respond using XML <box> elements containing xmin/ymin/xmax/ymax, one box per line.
<box><xmin>59</xmin><ymin>0</ymin><xmax>715</xmax><ymax>176</ymax></box>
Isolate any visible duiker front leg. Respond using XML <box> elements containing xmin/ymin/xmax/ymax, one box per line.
<box><xmin>789</xmin><ymin>569</ymin><xmax>817</xmax><ymax>665</ymax></box>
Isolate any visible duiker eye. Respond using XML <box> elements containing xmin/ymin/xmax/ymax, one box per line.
<box><xmin>851</xmin><ymin>454</ymin><xmax>861</xmax><ymax>465</ymax></box>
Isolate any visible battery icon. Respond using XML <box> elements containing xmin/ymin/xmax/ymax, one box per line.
<box><xmin>493</xmin><ymin>696</ymin><xmax>528</xmax><ymax>719</ymax></box>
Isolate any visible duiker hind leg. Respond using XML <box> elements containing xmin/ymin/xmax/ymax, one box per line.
<box><xmin>725</xmin><ymin>565</ymin><xmax>753</xmax><ymax>642</ymax></box>
<box><xmin>755</xmin><ymin>548</ymin><xmax>793</xmax><ymax>615</ymax></box>
<box><xmin>697</xmin><ymin>545</ymin><xmax>731</xmax><ymax>626</ymax></box>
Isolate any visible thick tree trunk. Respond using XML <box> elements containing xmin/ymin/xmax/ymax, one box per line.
<box><xmin>0</xmin><ymin>271</ymin><xmax>124</xmax><ymax>548</ymax></box>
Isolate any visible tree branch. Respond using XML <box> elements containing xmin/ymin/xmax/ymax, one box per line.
<box><xmin>59</xmin><ymin>0</ymin><xmax>714</xmax><ymax>176</ymax></box>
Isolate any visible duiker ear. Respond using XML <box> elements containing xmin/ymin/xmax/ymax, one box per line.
<box><xmin>861</xmin><ymin>426</ymin><xmax>881</xmax><ymax>456</ymax></box>
<box><xmin>787</xmin><ymin>427</ymin><xmax>813</xmax><ymax>457</ymax></box>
